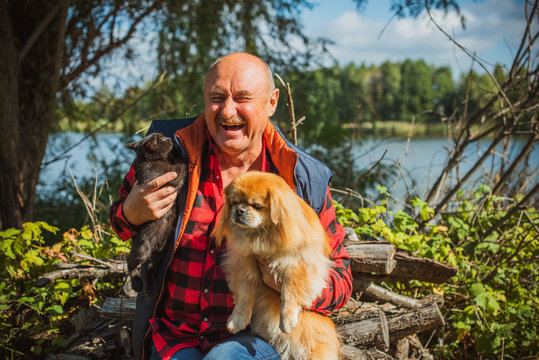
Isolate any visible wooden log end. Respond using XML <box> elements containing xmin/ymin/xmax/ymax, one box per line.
<box><xmin>340</xmin><ymin>345</ymin><xmax>368</xmax><ymax>360</ymax></box>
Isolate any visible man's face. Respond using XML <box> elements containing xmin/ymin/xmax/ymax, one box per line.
<box><xmin>204</xmin><ymin>55</ymin><xmax>279</xmax><ymax>157</ymax></box>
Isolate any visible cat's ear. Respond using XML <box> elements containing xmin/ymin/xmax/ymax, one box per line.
<box><xmin>146</xmin><ymin>135</ymin><xmax>158</xmax><ymax>150</ymax></box>
<box><xmin>126</xmin><ymin>136</ymin><xmax>148</xmax><ymax>151</ymax></box>
<box><xmin>126</xmin><ymin>140</ymin><xmax>140</xmax><ymax>150</ymax></box>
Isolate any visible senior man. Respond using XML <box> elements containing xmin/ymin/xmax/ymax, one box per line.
<box><xmin>110</xmin><ymin>52</ymin><xmax>353</xmax><ymax>360</ymax></box>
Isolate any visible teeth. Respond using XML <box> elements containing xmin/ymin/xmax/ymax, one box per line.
<box><xmin>222</xmin><ymin>124</ymin><xmax>244</xmax><ymax>130</ymax></box>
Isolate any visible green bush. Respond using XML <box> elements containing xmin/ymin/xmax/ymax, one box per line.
<box><xmin>0</xmin><ymin>222</ymin><xmax>129</xmax><ymax>359</ymax></box>
<box><xmin>1</xmin><ymin>184</ymin><xmax>536</xmax><ymax>359</ymax></box>
<box><xmin>335</xmin><ymin>185</ymin><xmax>538</xmax><ymax>359</ymax></box>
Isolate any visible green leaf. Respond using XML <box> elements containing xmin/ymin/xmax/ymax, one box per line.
<box><xmin>492</xmin><ymin>322</ymin><xmax>516</xmax><ymax>337</ymax></box>
<box><xmin>376</xmin><ymin>184</ymin><xmax>389</xmax><ymax>196</ymax></box>
<box><xmin>12</xmin><ymin>238</ymin><xmax>27</xmax><ymax>257</ymax></box>
<box><xmin>3</xmin><ymin>239</ymin><xmax>16</xmax><ymax>260</ymax></box>
<box><xmin>45</xmin><ymin>305</ymin><xmax>64</xmax><ymax>315</ymax></box>
<box><xmin>38</xmin><ymin>222</ymin><xmax>59</xmax><ymax>234</ymax></box>
<box><xmin>0</xmin><ymin>228</ymin><xmax>20</xmax><ymax>239</ymax></box>
<box><xmin>17</xmin><ymin>296</ymin><xmax>36</xmax><ymax>305</ymax></box>
<box><xmin>80</xmin><ymin>227</ymin><xmax>93</xmax><ymax>240</ymax></box>
<box><xmin>24</xmin><ymin>249</ymin><xmax>44</xmax><ymax>266</ymax></box>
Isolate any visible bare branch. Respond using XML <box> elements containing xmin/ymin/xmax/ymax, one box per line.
<box><xmin>479</xmin><ymin>181</ymin><xmax>539</xmax><ymax>242</ymax></box>
<box><xmin>62</xmin><ymin>1</ymin><xmax>164</xmax><ymax>87</ymax></box>
<box><xmin>275</xmin><ymin>73</ymin><xmax>299</xmax><ymax>146</ymax></box>
<box><xmin>424</xmin><ymin>1</ymin><xmax>515</xmax><ymax>118</ymax></box>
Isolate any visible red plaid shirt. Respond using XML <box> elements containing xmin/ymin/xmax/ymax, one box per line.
<box><xmin>110</xmin><ymin>137</ymin><xmax>352</xmax><ymax>359</ymax></box>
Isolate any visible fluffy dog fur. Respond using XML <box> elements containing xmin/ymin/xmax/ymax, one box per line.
<box><xmin>125</xmin><ymin>133</ymin><xmax>187</xmax><ymax>296</ymax></box>
<box><xmin>213</xmin><ymin>171</ymin><xmax>340</xmax><ymax>360</ymax></box>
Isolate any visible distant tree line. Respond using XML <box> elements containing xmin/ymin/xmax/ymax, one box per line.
<box><xmin>56</xmin><ymin>59</ymin><xmax>506</xmax><ymax>146</ymax></box>
<box><xmin>274</xmin><ymin>61</ymin><xmax>512</xmax><ymax>147</ymax></box>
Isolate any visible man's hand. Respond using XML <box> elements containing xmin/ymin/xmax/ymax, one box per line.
<box><xmin>257</xmin><ymin>256</ymin><xmax>282</xmax><ymax>293</ymax></box>
<box><xmin>122</xmin><ymin>172</ymin><xmax>179</xmax><ymax>226</ymax></box>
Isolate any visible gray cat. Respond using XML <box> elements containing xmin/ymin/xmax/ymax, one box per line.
<box><xmin>126</xmin><ymin>133</ymin><xmax>187</xmax><ymax>296</ymax></box>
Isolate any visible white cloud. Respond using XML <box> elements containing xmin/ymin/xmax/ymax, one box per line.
<box><xmin>316</xmin><ymin>0</ymin><xmax>530</xmax><ymax>76</ymax></box>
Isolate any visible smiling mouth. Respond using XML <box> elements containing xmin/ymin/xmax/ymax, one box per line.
<box><xmin>220</xmin><ymin>123</ymin><xmax>245</xmax><ymax>131</ymax></box>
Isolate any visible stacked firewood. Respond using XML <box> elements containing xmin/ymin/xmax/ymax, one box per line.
<box><xmin>333</xmin><ymin>228</ymin><xmax>455</xmax><ymax>359</ymax></box>
<box><xmin>39</xmin><ymin>227</ymin><xmax>457</xmax><ymax>360</ymax></box>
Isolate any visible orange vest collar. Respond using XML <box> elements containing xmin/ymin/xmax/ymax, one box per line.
<box><xmin>262</xmin><ymin>120</ymin><xmax>297</xmax><ymax>191</ymax></box>
<box><xmin>174</xmin><ymin>114</ymin><xmax>207</xmax><ymax>249</ymax></box>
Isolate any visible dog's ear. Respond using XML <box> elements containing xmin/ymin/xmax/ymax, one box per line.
<box><xmin>269</xmin><ymin>184</ymin><xmax>296</xmax><ymax>226</ymax></box>
<box><xmin>270</xmin><ymin>190</ymin><xmax>284</xmax><ymax>225</ymax></box>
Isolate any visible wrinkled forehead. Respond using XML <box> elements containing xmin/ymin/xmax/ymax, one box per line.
<box><xmin>204</xmin><ymin>57</ymin><xmax>273</xmax><ymax>95</ymax></box>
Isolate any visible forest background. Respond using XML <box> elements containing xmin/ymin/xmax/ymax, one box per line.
<box><xmin>0</xmin><ymin>0</ymin><xmax>537</xmax><ymax>359</ymax></box>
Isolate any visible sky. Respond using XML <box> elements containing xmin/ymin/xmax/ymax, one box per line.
<box><xmin>302</xmin><ymin>0</ymin><xmax>529</xmax><ymax>75</ymax></box>
<box><xmin>95</xmin><ymin>0</ymin><xmax>532</xmax><ymax>92</ymax></box>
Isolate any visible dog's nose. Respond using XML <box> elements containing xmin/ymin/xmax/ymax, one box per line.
<box><xmin>236</xmin><ymin>205</ymin><xmax>246</xmax><ymax>215</ymax></box>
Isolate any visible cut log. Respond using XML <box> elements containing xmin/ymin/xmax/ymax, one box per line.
<box><xmin>35</xmin><ymin>264</ymin><xmax>125</xmax><ymax>287</ymax></box>
<box><xmin>387</xmin><ymin>302</ymin><xmax>445</xmax><ymax>340</ymax></box>
<box><xmin>394</xmin><ymin>337</ymin><xmax>410</xmax><ymax>360</ymax></box>
<box><xmin>98</xmin><ymin>297</ymin><xmax>136</xmax><ymax>319</ymax></box>
<box><xmin>339</xmin><ymin>345</ymin><xmax>395</xmax><ymax>360</ymax></box>
<box><xmin>337</xmin><ymin>308</ymin><xmax>390</xmax><ymax>350</ymax></box>
<box><xmin>347</xmin><ymin>242</ymin><xmax>396</xmax><ymax>274</ymax></box>
<box><xmin>44</xmin><ymin>354</ymin><xmax>91</xmax><ymax>360</ymax></box>
<box><xmin>357</xmin><ymin>250</ymin><xmax>457</xmax><ymax>284</ymax></box>
<box><xmin>340</xmin><ymin>345</ymin><xmax>369</xmax><ymax>360</ymax></box>
<box><xmin>390</xmin><ymin>250</ymin><xmax>457</xmax><ymax>283</ymax></box>
<box><xmin>353</xmin><ymin>277</ymin><xmax>422</xmax><ymax>309</ymax></box>
<box><xmin>342</xmin><ymin>226</ymin><xmax>457</xmax><ymax>283</ymax></box>
<box><xmin>336</xmin><ymin>302</ymin><xmax>445</xmax><ymax>348</ymax></box>
<box><xmin>343</xmin><ymin>227</ymin><xmax>360</xmax><ymax>244</ymax></box>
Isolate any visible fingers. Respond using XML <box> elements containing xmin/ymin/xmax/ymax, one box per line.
<box><xmin>147</xmin><ymin>188</ymin><xmax>178</xmax><ymax>216</ymax></box>
<box><xmin>145</xmin><ymin>172</ymin><xmax>178</xmax><ymax>191</ymax></box>
<box><xmin>123</xmin><ymin>176</ymin><xmax>180</xmax><ymax>226</ymax></box>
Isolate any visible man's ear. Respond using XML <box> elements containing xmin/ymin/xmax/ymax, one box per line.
<box><xmin>267</xmin><ymin>88</ymin><xmax>279</xmax><ymax>117</ymax></box>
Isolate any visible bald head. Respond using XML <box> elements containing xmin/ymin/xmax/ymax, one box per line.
<box><xmin>203</xmin><ymin>52</ymin><xmax>280</xmax><ymax>161</ymax></box>
<box><xmin>205</xmin><ymin>53</ymin><xmax>275</xmax><ymax>95</ymax></box>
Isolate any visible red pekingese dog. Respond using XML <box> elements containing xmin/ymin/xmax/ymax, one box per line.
<box><xmin>213</xmin><ymin>171</ymin><xmax>340</xmax><ymax>360</ymax></box>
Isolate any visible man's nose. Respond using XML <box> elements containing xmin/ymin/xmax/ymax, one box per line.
<box><xmin>221</xmin><ymin>98</ymin><xmax>237</xmax><ymax>119</ymax></box>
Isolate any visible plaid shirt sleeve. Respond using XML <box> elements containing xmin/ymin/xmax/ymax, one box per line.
<box><xmin>310</xmin><ymin>187</ymin><xmax>353</xmax><ymax>315</ymax></box>
<box><xmin>109</xmin><ymin>164</ymin><xmax>139</xmax><ymax>241</ymax></box>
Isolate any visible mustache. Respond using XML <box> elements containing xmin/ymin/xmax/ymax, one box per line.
<box><xmin>217</xmin><ymin>113</ymin><xmax>246</xmax><ymax>125</ymax></box>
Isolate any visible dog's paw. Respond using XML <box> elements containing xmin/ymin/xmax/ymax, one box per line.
<box><xmin>227</xmin><ymin>312</ymin><xmax>250</xmax><ymax>334</ymax></box>
<box><xmin>279</xmin><ymin>311</ymin><xmax>299</xmax><ymax>334</ymax></box>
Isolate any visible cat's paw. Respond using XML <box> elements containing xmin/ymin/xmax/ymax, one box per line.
<box><xmin>131</xmin><ymin>275</ymin><xmax>143</xmax><ymax>292</ymax></box>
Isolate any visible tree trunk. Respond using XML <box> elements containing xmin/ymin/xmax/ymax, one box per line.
<box><xmin>0</xmin><ymin>0</ymin><xmax>69</xmax><ymax>229</ymax></box>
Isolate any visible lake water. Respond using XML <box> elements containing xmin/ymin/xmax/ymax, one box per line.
<box><xmin>38</xmin><ymin>132</ymin><xmax>539</xmax><ymax>203</ymax></box>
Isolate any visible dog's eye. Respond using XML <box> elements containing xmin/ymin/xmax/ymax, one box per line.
<box><xmin>251</xmin><ymin>203</ymin><xmax>264</xmax><ymax>210</ymax></box>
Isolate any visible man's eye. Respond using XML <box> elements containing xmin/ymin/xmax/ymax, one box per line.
<box><xmin>211</xmin><ymin>96</ymin><xmax>226</xmax><ymax>102</ymax></box>
<box><xmin>251</xmin><ymin>203</ymin><xmax>264</xmax><ymax>210</ymax></box>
